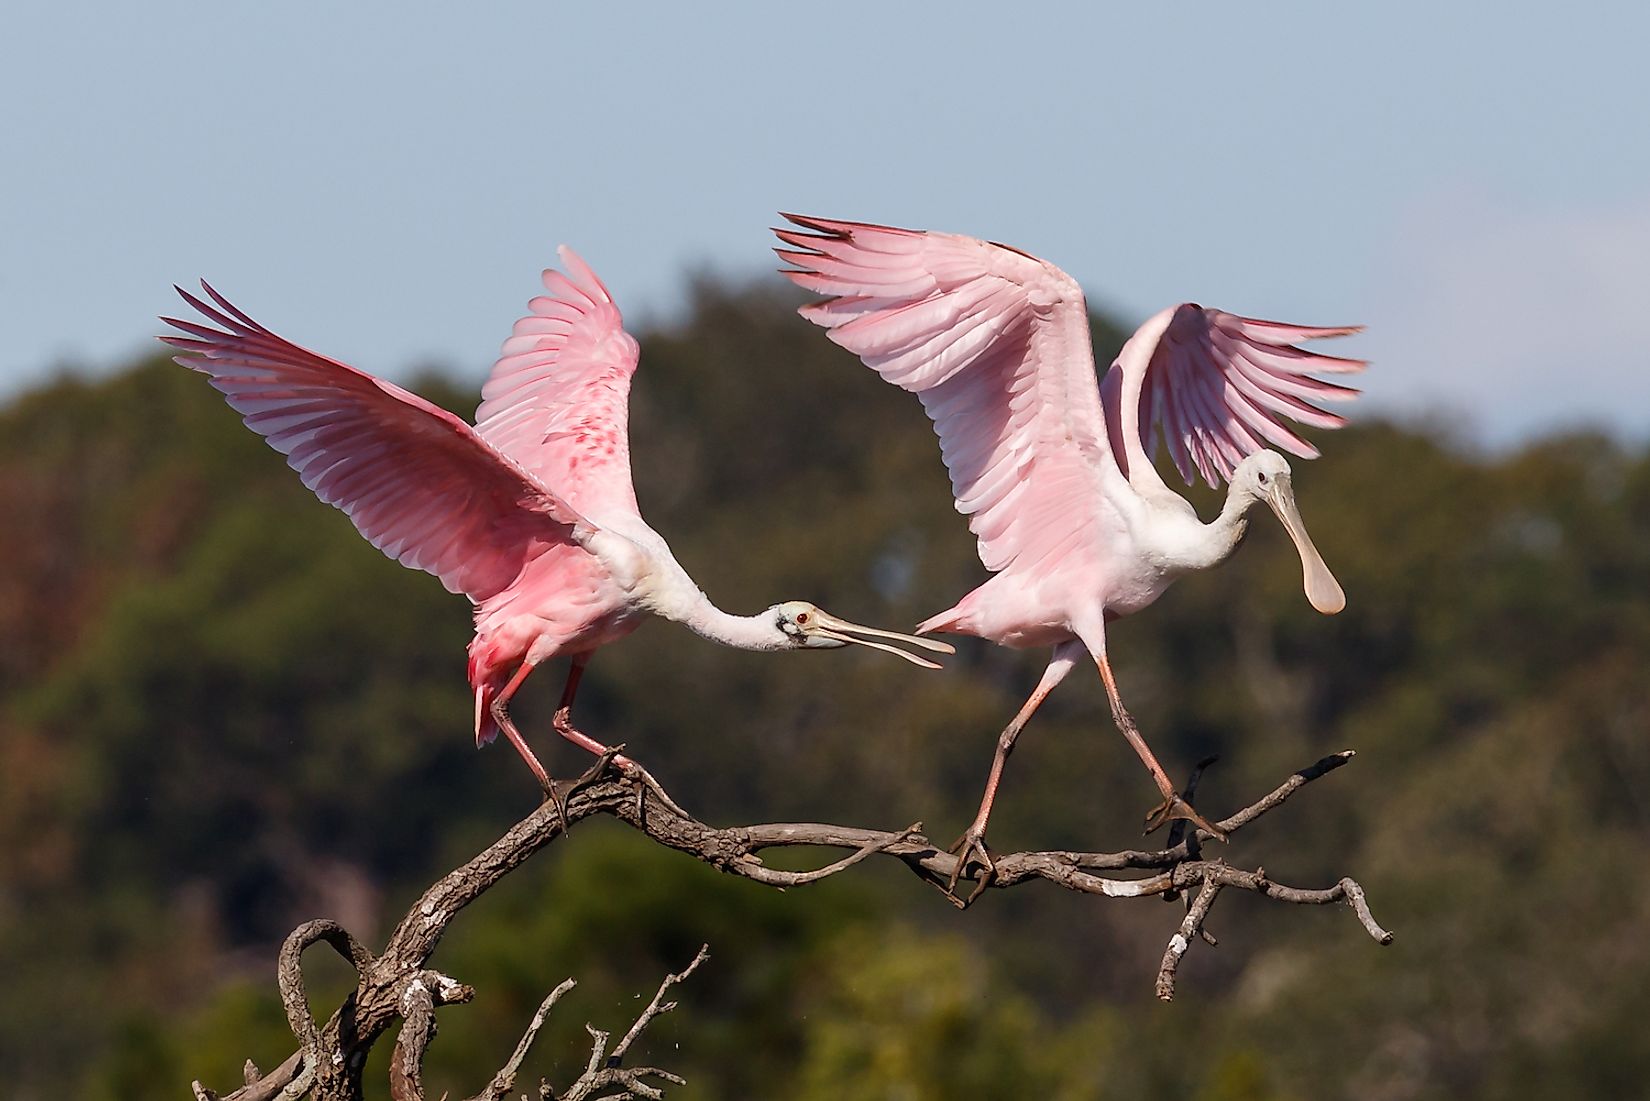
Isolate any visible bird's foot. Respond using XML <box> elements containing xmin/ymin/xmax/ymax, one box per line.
<box><xmin>561</xmin><ymin>743</ymin><xmax>692</xmax><ymax>821</ymax></box>
<box><xmin>1143</xmin><ymin>794</ymin><xmax>1229</xmax><ymax>842</ymax></box>
<box><xmin>562</xmin><ymin>742</ymin><xmax>630</xmax><ymax>805</ymax></box>
<box><xmin>945</xmin><ymin>826</ymin><xmax>997</xmax><ymax>908</ymax></box>
<box><xmin>624</xmin><ymin>760</ymin><xmax>691</xmax><ymax>820</ymax></box>
<box><xmin>541</xmin><ymin>777</ymin><xmax>571</xmax><ymax>836</ymax></box>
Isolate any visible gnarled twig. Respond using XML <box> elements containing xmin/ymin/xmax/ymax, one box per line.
<box><xmin>551</xmin><ymin>946</ymin><xmax>709</xmax><ymax>1101</ymax></box>
<box><xmin>465</xmin><ymin>977</ymin><xmax>575</xmax><ymax>1101</ymax></box>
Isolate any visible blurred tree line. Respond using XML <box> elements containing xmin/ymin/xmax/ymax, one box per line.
<box><xmin>1</xmin><ymin>277</ymin><xmax>1647</xmax><ymax>1100</ymax></box>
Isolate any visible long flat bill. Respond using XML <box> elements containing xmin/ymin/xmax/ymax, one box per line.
<box><xmin>810</xmin><ymin>610</ymin><xmax>954</xmax><ymax>669</ymax></box>
<box><xmin>1265</xmin><ymin>484</ymin><xmax>1345</xmax><ymax>614</ymax></box>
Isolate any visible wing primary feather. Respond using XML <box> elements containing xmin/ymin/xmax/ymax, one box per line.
<box><xmin>164</xmin><ymin>283</ymin><xmax>591</xmax><ymax>601</ymax></box>
<box><xmin>1121</xmin><ymin>304</ymin><xmax>1363</xmax><ymax>488</ymax></box>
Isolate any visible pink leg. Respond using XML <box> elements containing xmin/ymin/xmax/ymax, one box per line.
<box><xmin>550</xmin><ymin>655</ymin><xmax>635</xmax><ymax>769</ymax></box>
<box><xmin>549</xmin><ymin>656</ymin><xmax>690</xmax><ymax>819</ymax></box>
<box><xmin>949</xmin><ymin>644</ymin><xmax>1081</xmax><ymax>896</ymax></box>
<box><xmin>490</xmin><ymin>661</ymin><xmax>553</xmax><ymax>792</ymax></box>
<box><xmin>1095</xmin><ymin>655</ymin><xmax>1228</xmax><ymax>841</ymax></box>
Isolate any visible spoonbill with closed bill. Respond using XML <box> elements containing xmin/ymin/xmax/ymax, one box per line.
<box><xmin>776</xmin><ymin>214</ymin><xmax>1360</xmax><ymax>889</ymax></box>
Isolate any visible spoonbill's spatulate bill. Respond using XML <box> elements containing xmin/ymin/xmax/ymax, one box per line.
<box><xmin>162</xmin><ymin>249</ymin><xmax>951</xmax><ymax>791</ymax></box>
<box><xmin>777</xmin><ymin>214</ymin><xmax>1362</xmax><ymax>884</ymax></box>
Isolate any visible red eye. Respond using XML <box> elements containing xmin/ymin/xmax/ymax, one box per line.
<box><xmin>797</xmin><ymin>613</ymin><xmax>811</xmax><ymax>624</ymax></box>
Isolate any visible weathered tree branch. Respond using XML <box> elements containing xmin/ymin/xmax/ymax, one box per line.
<box><xmin>466</xmin><ymin>977</ymin><xmax>574</xmax><ymax>1101</ymax></box>
<box><xmin>547</xmin><ymin>946</ymin><xmax>708</xmax><ymax>1101</ymax></box>
<box><xmin>192</xmin><ymin>748</ymin><xmax>1389</xmax><ymax>1098</ymax></box>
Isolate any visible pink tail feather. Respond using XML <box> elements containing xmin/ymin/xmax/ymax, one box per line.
<box><xmin>474</xmin><ymin>686</ymin><xmax>499</xmax><ymax>746</ymax></box>
<box><xmin>470</xmin><ymin>653</ymin><xmax>511</xmax><ymax>747</ymax></box>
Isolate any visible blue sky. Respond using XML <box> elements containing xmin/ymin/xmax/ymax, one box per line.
<box><xmin>4</xmin><ymin>2</ymin><xmax>1646</xmax><ymax>444</ymax></box>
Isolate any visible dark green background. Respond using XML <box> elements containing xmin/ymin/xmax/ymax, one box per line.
<box><xmin>2</xmin><ymin>279</ymin><xmax>1645</xmax><ymax>1099</ymax></box>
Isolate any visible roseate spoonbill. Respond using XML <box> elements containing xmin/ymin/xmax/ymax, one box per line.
<box><xmin>776</xmin><ymin>214</ymin><xmax>1360</xmax><ymax>882</ymax></box>
<box><xmin>161</xmin><ymin>248</ymin><xmax>952</xmax><ymax>792</ymax></box>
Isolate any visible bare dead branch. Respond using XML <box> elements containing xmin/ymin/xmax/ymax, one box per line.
<box><xmin>198</xmin><ymin>748</ymin><xmax>1387</xmax><ymax>1100</ymax></box>
<box><xmin>552</xmin><ymin>959</ymin><xmax>701</xmax><ymax>1100</ymax></box>
<box><xmin>192</xmin><ymin>1051</ymin><xmax>301</xmax><ymax>1101</ymax></box>
<box><xmin>1340</xmin><ymin>877</ymin><xmax>1397</xmax><ymax>944</ymax></box>
<box><xmin>465</xmin><ymin>978</ymin><xmax>577</xmax><ymax>1101</ymax></box>
<box><xmin>206</xmin><ymin>920</ymin><xmax>381</xmax><ymax>1101</ymax></box>
<box><xmin>729</xmin><ymin>824</ymin><xmax>923</xmax><ymax>887</ymax></box>
<box><xmin>1214</xmin><ymin>749</ymin><xmax>1357</xmax><ymax>834</ymax></box>
<box><xmin>1162</xmin><ymin>754</ymin><xmax>1219</xmax><ymax>898</ymax></box>
<box><xmin>387</xmin><ymin>971</ymin><xmax>474</xmax><ymax>1101</ymax></box>
<box><xmin>1156</xmin><ymin>878</ymin><xmax>1223</xmax><ymax>1001</ymax></box>
<box><xmin>277</xmin><ymin>920</ymin><xmax>374</xmax><ymax>1064</ymax></box>
<box><xmin>611</xmin><ymin>945</ymin><xmax>709</xmax><ymax>1062</ymax></box>
<box><xmin>387</xmin><ymin>978</ymin><xmax>435</xmax><ymax>1101</ymax></box>
<box><xmin>484</xmin><ymin>952</ymin><xmax>705</xmax><ymax>1101</ymax></box>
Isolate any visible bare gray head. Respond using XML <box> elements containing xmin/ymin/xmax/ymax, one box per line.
<box><xmin>1230</xmin><ymin>451</ymin><xmax>1345</xmax><ymax>614</ymax></box>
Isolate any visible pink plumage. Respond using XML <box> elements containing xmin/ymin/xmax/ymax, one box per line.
<box><xmin>778</xmin><ymin>213</ymin><xmax>1364</xmax><ymax>889</ymax></box>
<box><xmin>163</xmin><ymin>248</ymin><xmax>950</xmax><ymax>792</ymax></box>
<box><xmin>474</xmin><ymin>247</ymin><xmax>644</xmax><ymax>522</ymax></box>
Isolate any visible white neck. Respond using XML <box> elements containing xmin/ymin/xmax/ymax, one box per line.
<box><xmin>1178</xmin><ymin>482</ymin><xmax>1261</xmax><ymax>572</ymax></box>
<box><xmin>612</xmin><ymin>525</ymin><xmax>793</xmax><ymax>653</ymax></box>
<box><xmin>672</xmin><ymin>593</ymin><xmax>790</xmax><ymax>652</ymax></box>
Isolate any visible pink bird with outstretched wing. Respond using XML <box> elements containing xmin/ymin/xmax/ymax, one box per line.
<box><xmin>777</xmin><ymin>214</ymin><xmax>1362</xmax><ymax>890</ymax></box>
<box><xmin>162</xmin><ymin>248</ymin><xmax>950</xmax><ymax>792</ymax></box>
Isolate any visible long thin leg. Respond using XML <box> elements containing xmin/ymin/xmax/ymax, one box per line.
<box><xmin>550</xmin><ymin>656</ymin><xmax>690</xmax><ymax>819</ymax></box>
<box><xmin>549</xmin><ymin>654</ymin><xmax>634</xmax><ymax>768</ymax></box>
<box><xmin>490</xmin><ymin>661</ymin><xmax>553</xmax><ymax>792</ymax></box>
<box><xmin>1095</xmin><ymin>654</ymin><xmax>1228</xmax><ymax>841</ymax></box>
<box><xmin>949</xmin><ymin>644</ymin><xmax>1082</xmax><ymax>897</ymax></box>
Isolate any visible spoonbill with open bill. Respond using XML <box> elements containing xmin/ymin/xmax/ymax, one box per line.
<box><xmin>162</xmin><ymin>247</ymin><xmax>952</xmax><ymax>792</ymax></box>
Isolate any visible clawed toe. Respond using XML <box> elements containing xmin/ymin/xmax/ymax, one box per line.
<box><xmin>541</xmin><ymin>779</ymin><xmax>571</xmax><ymax>834</ymax></box>
<box><xmin>576</xmin><ymin>743</ymin><xmax>628</xmax><ymax>784</ymax></box>
<box><xmin>623</xmin><ymin>760</ymin><xmax>691</xmax><ymax>819</ymax></box>
<box><xmin>1143</xmin><ymin>794</ymin><xmax>1229</xmax><ymax>842</ymax></box>
<box><xmin>946</xmin><ymin>829</ymin><xmax>997</xmax><ymax>906</ymax></box>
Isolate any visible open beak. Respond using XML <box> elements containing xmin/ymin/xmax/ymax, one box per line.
<box><xmin>804</xmin><ymin>610</ymin><xmax>956</xmax><ymax>669</ymax></box>
<box><xmin>1263</xmin><ymin>481</ymin><xmax>1345</xmax><ymax>614</ymax></box>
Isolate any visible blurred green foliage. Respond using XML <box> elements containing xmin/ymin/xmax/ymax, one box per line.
<box><xmin>2</xmin><ymin>279</ymin><xmax>1648</xmax><ymax>1098</ymax></box>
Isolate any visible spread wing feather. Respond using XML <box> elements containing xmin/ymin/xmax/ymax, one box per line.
<box><xmin>1105</xmin><ymin>304</ymin><xmax>1365</xmax><ymax>488</ymax></box>
<box><xmin>781</xmin><ymin>215</ymin><xmax>1367</xmax><ymax>577</ymax></box>
<box><xmin>474</xmin><ymin>247</ymin><xmax>643</xmax><ymax>523</ymax></box>
<box><xmin>162</xmin><ymin>284</ymin><xmax>588</xmax><ymax>602</ymax></box>
<box><xmin>777</xmin><ymin>214</ymin><xmax>1114</xmax><ymax>574</ymax></box>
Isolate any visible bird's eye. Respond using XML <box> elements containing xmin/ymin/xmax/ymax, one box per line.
<box><xmin>796</xmin><ymin>612</ymin><xmax>811</xmax><ymax>625</ymax></box>
<box><xmin>1257</xmin><ymin>472</ymin><xmax>1270</xmax><ymax>486</ymax></box>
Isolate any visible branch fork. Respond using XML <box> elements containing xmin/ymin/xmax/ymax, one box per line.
<box><xmin>194</xmin><ymin>749</ymin><xmax>1389</xmax><ymax>1097</ymax></box>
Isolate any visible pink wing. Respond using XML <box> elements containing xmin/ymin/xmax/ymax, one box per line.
<box><xmin>162</xmin><ymin>284</ymin><xmax>590</xmax><ymax>602</ymax></box>
<box><xmin>473</xmin><ymin>247</ymin><xmax>642</xmax><ymax>523</ymax></box>
<box><xmin>777</xmin><ymin>214</ymin><xmax>1113</xmax><ymax>574</ymax></box>
<box><xmin>1102</xmin><ymin>304</ymin><xmax>1365</xmax><ymax>489</ymax></box>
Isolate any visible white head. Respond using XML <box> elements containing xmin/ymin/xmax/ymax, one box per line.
<box><xmin>770</xmin><ymin>600</ymin><xmax>955</xmax><ymax>668</ymax></box>
<box><xmin>1231</xmin><ymin>451</ymin><xmax>1345</xmax><ymax>615</ymax></box>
